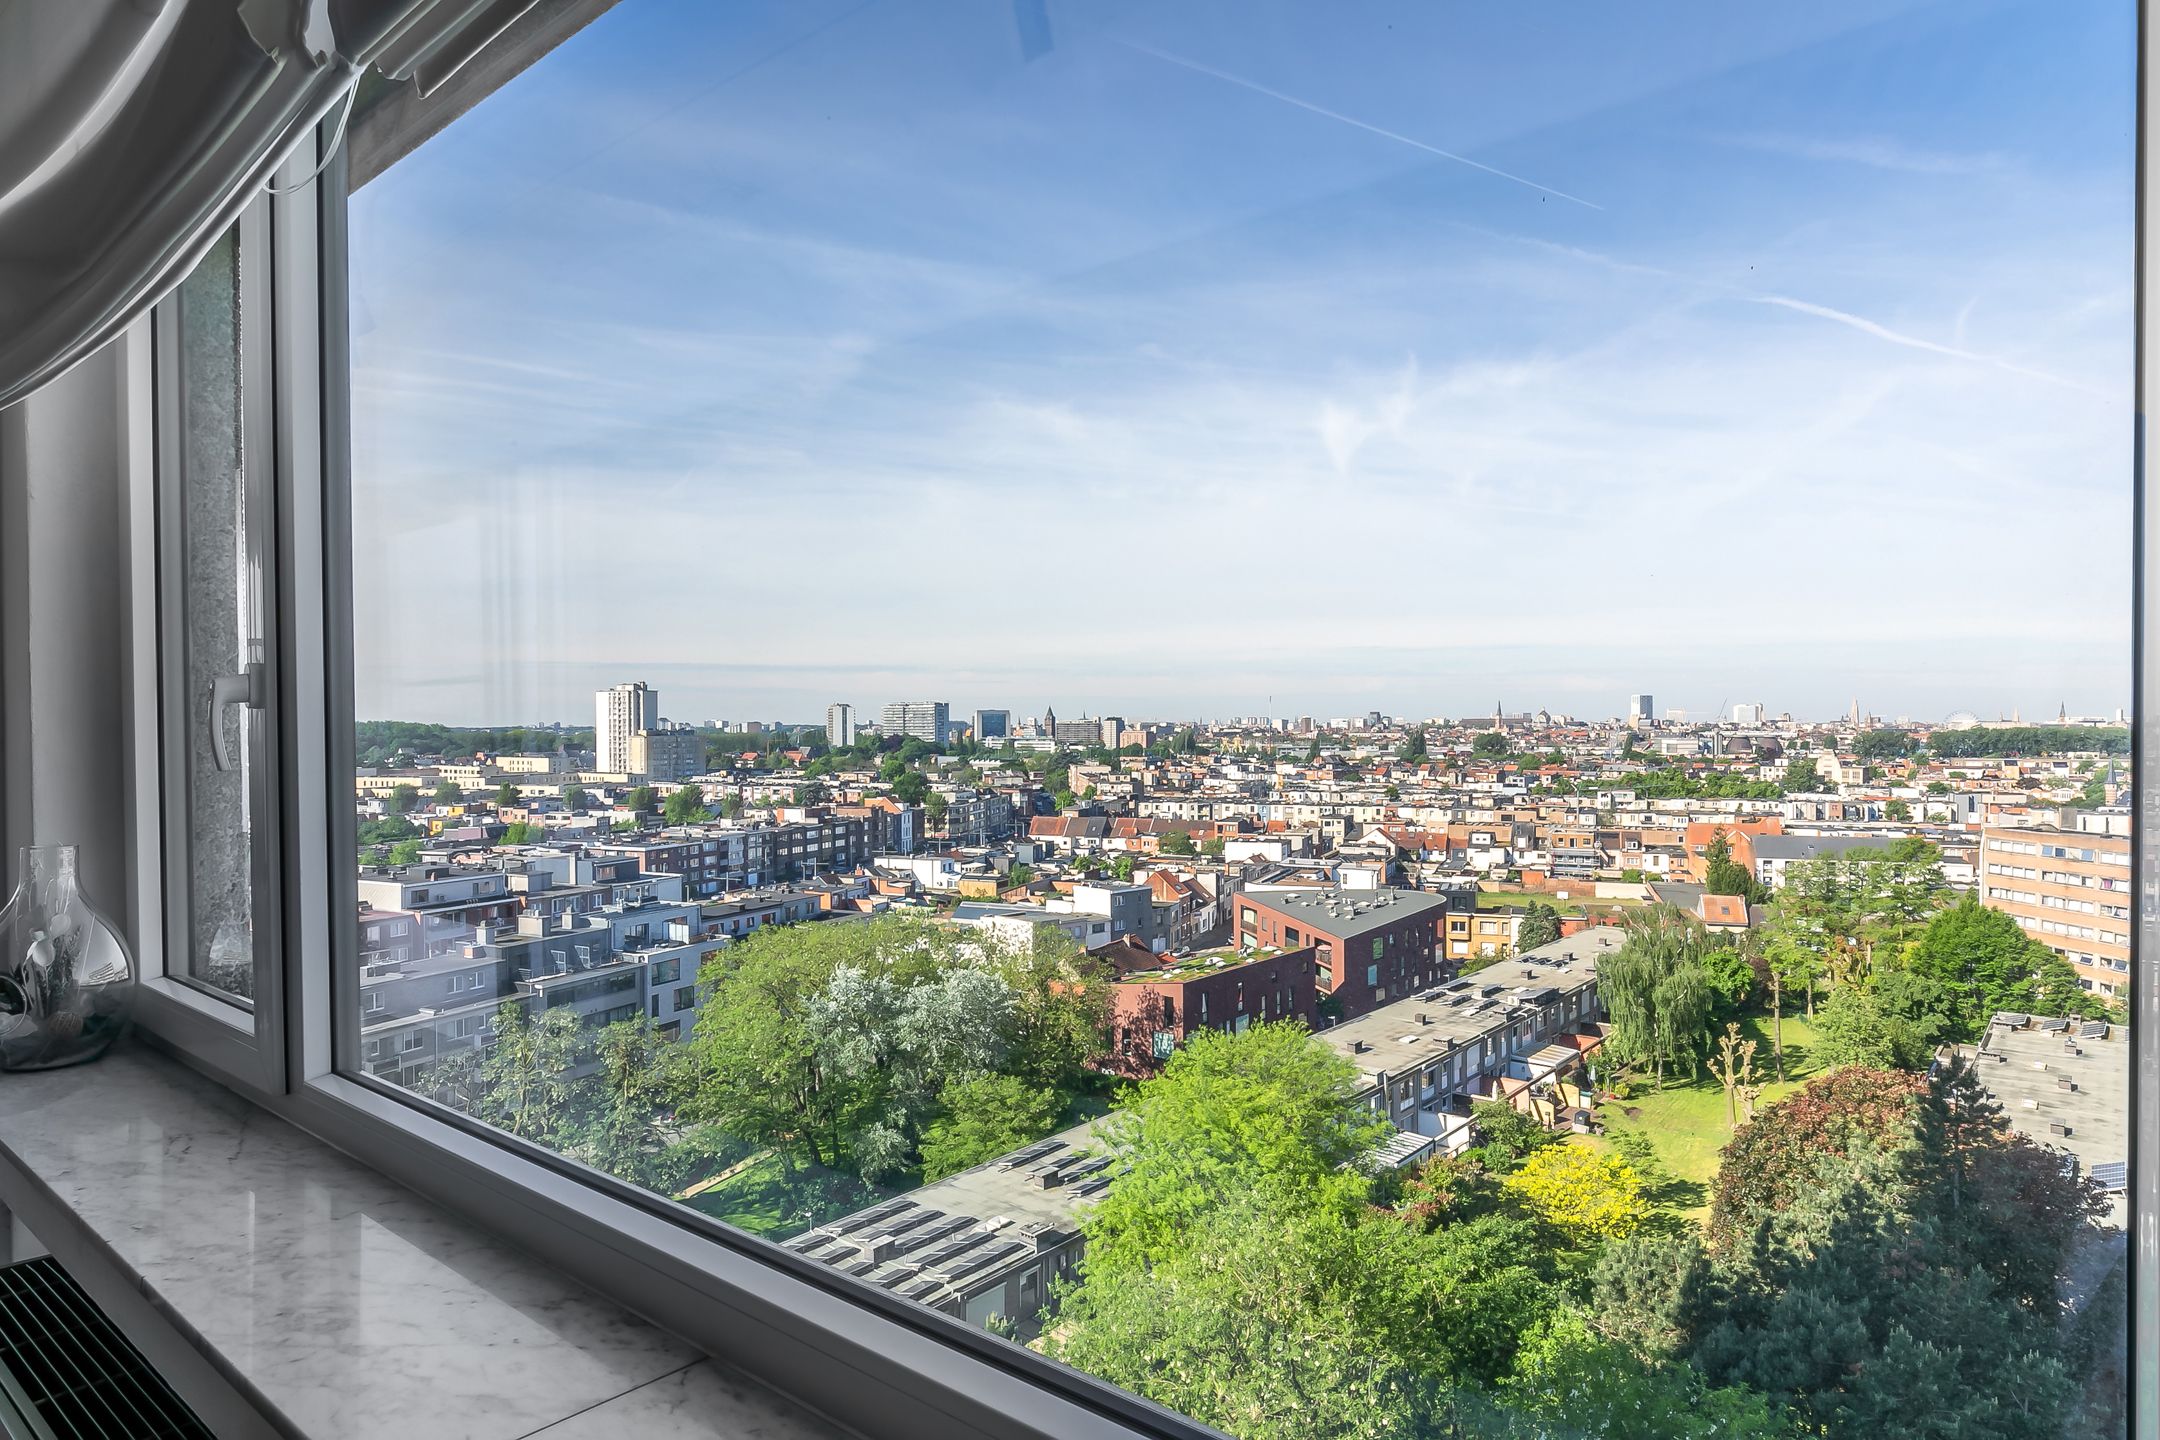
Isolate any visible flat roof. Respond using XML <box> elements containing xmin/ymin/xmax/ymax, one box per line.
<box><xmin>793</xmin><ymin>1116</ymin><xmax>1113</xmax><ymax>1300</ymax></box>
<box><xmin>1956</xmin><ymin>1017</ymin><xmax>2129</xmax><ymax>1221</ymax></box>
<box><xmin>1317</xmin><ymin>926</ymin><xmax>1623</xmax><ymax>1088</ymax></box>
<box><xmin>1246</xmin><ymin>886</ymin><xmax>1449</xmax><ymax>942</ymax></box>
<box><xmin>1113</xmin><ymin>946</ymin><xmax>1299</xmax><ymax>984</ymax></box>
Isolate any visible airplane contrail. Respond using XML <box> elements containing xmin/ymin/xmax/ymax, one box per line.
<box><xmin>1119</xmin><ymin>40</ymin><xmax>1602</xmax><ymax>211</ymax></box>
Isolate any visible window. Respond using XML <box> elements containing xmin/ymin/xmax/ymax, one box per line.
<box><xmin>318</xmin><ymin>4</ymin><xmax>2139</xmax><ymax>1439</ymax></box>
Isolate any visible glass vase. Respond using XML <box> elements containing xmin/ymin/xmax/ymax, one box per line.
<box><xmin>0</xmin><ymin>846</ymin><xmax>135</xmax><ymax>1071</ymax></box>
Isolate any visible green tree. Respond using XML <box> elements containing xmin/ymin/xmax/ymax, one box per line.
<box><xmin>1514</xmin><ymin>902</ymin><xmax>1562</xmax><ymax>953</ymax></box>
<box><xmin>433</xmin><ymin>778</ymin><xmax>463</xmax><ymax>806</ymax></box>
<box><xmin>624</xmin><ymin>784</ymin><xmax>658</xmax><ymax>814</ymax></box>
<box><xmin>682</xmin><ymin>918</ymin><xmax>1106</xmax><ymax>1190</ymax></box>
<box><xmin>924</xmin><ymin>792</ymin><xmax>949</xmax><ymax>831</ymax></box>
<box><xmin>891</xmin><ymin>771</ymin><xmax>928</xmax><ymax>806</ymax></box>
<box><xmin>1780</xmin><ymin>757</ymin><xmax>1821</xmax><ymax>792</ymax></box>
<box><xmin>1502</xmin><ymin>1308</ymin><xmax>1797</xmax><ymax>1440</ymax></box>
<box><xmin>387</xmin><ymin>839</ymin><xmax>422</xmax><ymax>865</ymax></box>
<box><xmin>1602</xmin><ymin>909</ymin><xmax>1718</xmax><ymax>1088</ymax></box>
<box><xmin>1700</xmin><ymin>941</ymin><xmax>1757</xmax><ymax>1017</ymax></box>
<box><xmin>498</xmin><ymin>821</ymin><xmax>539</xmax><ymax>845</ymax></box>
<box><xmin>493</xmin><ymin>781</ymin><xmax>520</xmax><ymax>806</ymax></box>
<box><xmin>1502</xmin><ymin>1145</ymin><xmax>1650</xmax><ymax>1241</ymax></box>
<box><xmin>1471</xmin><ymin>730</ymin><xmax>1509</xmax><ymax>759</ymax></box>
<box><xmin>1884</xmin><ymin>799</ymin><xmax>1911</xmax><ymax>822</ymax></box>
<box><xmin>1812</xmin><ymin>985</ymin><xmax>1933</xmax><ymax>1071</ymax></box>
<box><xmin>562</xmin><ymin>783</ymin><xmax>589</xmax><ymax>810</ymax></box>
<box><xmin>1903</xmin><ymin>894</ymin><xmax>2102</xmax><ymax>1037</ymax></box>
<box><xmin>1158</xmin><ymin>829</ymin><xmax>1196</xmax><ymax>856</ymax></box>
<box><xmin>1082</xmin><ymin>1023</ymin><xmax>1386</xmax><ymax>1274</ymax></box>
<box><xmin>1399</xmin><ymin>727</ymin><xmax>1430</xmax><ymax>762</ymax></box>
<box><xmin>720</xmin><ymin>792</ymin><xmax>745</xmax><ymax>820</ymax></box>
<box><xmin>385</xmin><ymin>783</ymin><xmax>420</xmax><ymax>814</ymax></box>
<box><xmin>662</xmin><ymin>785</ymin><xmax>712</xmax><ymax>826</ymax></box>
<box><xmin>1466</xmin><ymin>1098</ymin><xmax>1560</xmax><ymax>1170</ymax></box>
<box><xmin>1852</xmin><ymin>727</ymin><xmax>1915</xmax><ymax>760</ymax></box>
<box><xmin>919</xmin><ymin>1074</ymin><xmax>1064</xmax><ymax>1182</ymax></box>
<box><xmin>1200</xmin><ymin>837</ymin><xmax>1226</xmax><ymax>857</ymax></box>
<box><xmin>1702</xmin><ymin>830</ymin><xmax>1767</xmax><ymax>904</ymax></box>
<box><xmin>1050</xmin><ymin>1197</ymin><xmax>1453</xmax><ymax>1440</ymax></box>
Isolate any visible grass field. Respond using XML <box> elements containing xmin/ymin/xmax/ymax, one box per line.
<box><xmin>681</xmin><ymin>1153</ymin><xmax>899</xmax><ymax>1240</ymax></box>
<box><xmin>1582</xmin><ymin>1012</ymin><xmax>1822</xmax><ymax>1220</ymax></box>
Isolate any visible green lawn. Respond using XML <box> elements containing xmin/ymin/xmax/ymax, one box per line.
<box><xmin>681</xmin><ymin>1152</ymin><xmax>901</xmax><ymax>1240</ymax></box>
<box><xmin>1582</xmin><ymin>1012</ymin><xmax>1822</xmax><ymax>1220</ymax></box>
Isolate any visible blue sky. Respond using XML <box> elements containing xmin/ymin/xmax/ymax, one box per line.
<box><xmin>348</xmin><ymin>0</ymin><xmax>2134</xmax><ymax>727</ymax></box>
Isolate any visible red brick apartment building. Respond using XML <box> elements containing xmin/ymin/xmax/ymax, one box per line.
<box><xmin>1234</xmin><ymin>887</ymin><xmax>1452</xmax><ymax>1019</ymax></box>
<box><xmin>1102</xmin><ymin>944</ymin><xmax>1319</xmax><ymax>1075</ymax></box>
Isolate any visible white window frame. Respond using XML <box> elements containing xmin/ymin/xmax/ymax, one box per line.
<box><xmin>110</xmin><ymin>120</ymin><xmax>1195</xmax><ymax>1440</ymax></box>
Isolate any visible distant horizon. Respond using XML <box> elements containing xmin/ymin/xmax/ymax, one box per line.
<box><xmin>356</xmin><ymin>696</ymin><xmax>2132</xmax><ymax>732</ymax></box>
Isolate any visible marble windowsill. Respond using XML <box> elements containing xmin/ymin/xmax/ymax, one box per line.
<box><xmin>0</xmin><ymin>1041</ymin><xmax>851</xmax><ymax>1440</ymax></box>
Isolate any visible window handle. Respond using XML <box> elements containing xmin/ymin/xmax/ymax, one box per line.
<box><xmin>209</xmin><ymin>662</ymin><xmax>265</xmax><ymax>773</ymax></box>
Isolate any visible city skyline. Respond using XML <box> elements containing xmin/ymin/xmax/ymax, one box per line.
<box><xmin>362</xmin><ymin>682</ymin><xmax>2130</xmax><ymax>733</ymax></box>
<box><xmin>350</xmin><ymin>0</ymin><xmax>2132</xmax><ymax>725</ymax></box>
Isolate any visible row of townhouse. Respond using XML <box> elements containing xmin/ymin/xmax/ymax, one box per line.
<box><xmin>792</xmin><ymin>930</ymin><xmax>1613</xmax><ymax>1338</ymax></box>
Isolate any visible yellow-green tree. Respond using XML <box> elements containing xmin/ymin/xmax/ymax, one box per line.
<box><xmin>1503</xmin><ymin>1144</ymin><xmax>1649</xmax><ymax>1241</ymax></box>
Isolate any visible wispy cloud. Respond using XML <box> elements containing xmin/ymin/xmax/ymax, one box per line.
<box><xmin>1724</xmin><ymin>132</ymin><xmax>2008</xmax><ymax>176</ymax></box>
<box><xmin>1318</xmin><ymin>356</ymin><xmax>1420</xmax><ymax>475</ymax></box>
<box><xmin>1118</xmin><ymin>41</ymin><xmax>1602</xmax><ymax>210</ymax></box>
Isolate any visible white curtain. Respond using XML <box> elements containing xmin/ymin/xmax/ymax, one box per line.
<box><xmin>0</xmin><ymin>0</ymin><xmax>530</xmax><ymax>410</ymax></box>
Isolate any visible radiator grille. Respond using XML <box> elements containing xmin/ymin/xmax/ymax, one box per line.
<box><xmin>0</xmin><ymin>1257</ymin><xmax>214</xmax><ymax>1440</ymax></box>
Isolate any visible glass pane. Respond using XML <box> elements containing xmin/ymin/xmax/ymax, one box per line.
<box><xmin>346</xmin><ymin>4</ymin><xmax>2133</xmax><ymax>1436</ymax></box>
<box><xmin>173</xmin><ymin>228</ymin><xmax>261</xmax><ymax>1004</ymax></box>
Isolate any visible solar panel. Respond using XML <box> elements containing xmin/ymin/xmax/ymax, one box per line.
<box><xmin>875</xmin><ymin>1267</ymin><xmax>923</xmax><ymax>1290</ymax></box>
<box><xmin>838</xmin><ymin>1257</ymin><xmax>880</xmax><ymax>1277</ymax></box>
<box><xmin>784</xmin><ymin>1230</ymin><xmax>835</xmax><ymax>1252</ymax></box>
<box><xmin>837</xmin><ymin>1201</ymin><xmax>917</xmax><ymax>1238</ymax></box>
<box><xmin>2081</xmin><ymin>1021</ymin><xmax>2110</xmax><ymax>1040</ymax></box>
<box><xmin>2090</xmin><ymin>1161</ymin><xmax>2129</xmax><ymax>1192</ymax></box>
<box><xmin>997</xmin><ymin>1139</ymin><xmax>1068</xmax><ymax>1170</ymax></box>
<box><xmin>2039</xmin><ymin>1017</ymin><xmax>2072</xmax><ymax>1034</ymax></box>
<box><xmin>912</xmin><ymin>1231</ymin><xmax>992</xmax><ymax>1269</ymax></box>
<box><xmin>889</xmin><ymin>1217</ymin><xmax>973</xmax><ymax>1255</ymax></box>
<box><xmin>900</xmin><ymin>1278</ymin><xmax>944</xmax><ymax>1300</ymax></box>
<box><xmin>938</xmin><ymin>1241</ymin><xmax>1028</xmax><ymax>1281</ymax></box>
<box><xmin>1073</xmin><ymin>1177</ymin><xmax>1112</xmax><ymax>1197</ymax></box>
<box><xmin>879</xmin><ymin>1208</ymin><xmax>943</xmax><ymax>1237</ymax></box>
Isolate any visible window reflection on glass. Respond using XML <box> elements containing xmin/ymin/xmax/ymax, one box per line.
<box><xmin>344</xmin><ymin>2</ymin><xmax>2133</xmax><ymax>1436</ymax></box>
<box><xmin>170</xmin><ymin>227</ymin><xmax>261</xmax><ymax>1004</ymax></box>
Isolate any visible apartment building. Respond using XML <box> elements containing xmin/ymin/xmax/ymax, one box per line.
<box><xmin>881</xmin><ymin>701</ymin><xmax>951</xmax><ymax>743</ymax></box>
<box><xmin>596</xmin><ymin>681</ymin><xmax>659</xmax><ymax>773</ymax></box>
<box><xmin>1235</xmin><ymin>887</ymin><xmax>1452</xmax><ymax>1018</ymax></box>
<box><xmin>827</xmin><ymin>702</ymin><xmax>857</xmax><ymax>746</ymax></box>
<box><xmin>1979</xmin><ymin>820</ymin><xmax>2133</xmax><ymax>997</ymax></box>
<box><xmin>626</xmin><ymin>724</ymin><xmax>703</xmax><ymax>782</ymax></box>
<box><xmin>1102</xmin><ymin>944</ymin><xmax>1320</xmax><ymax>1075</ymax></box>
<box><xmin>1444</xmin><ymin>908</ymin><xmax>1520</xmax><ymax>964</ymax></box>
